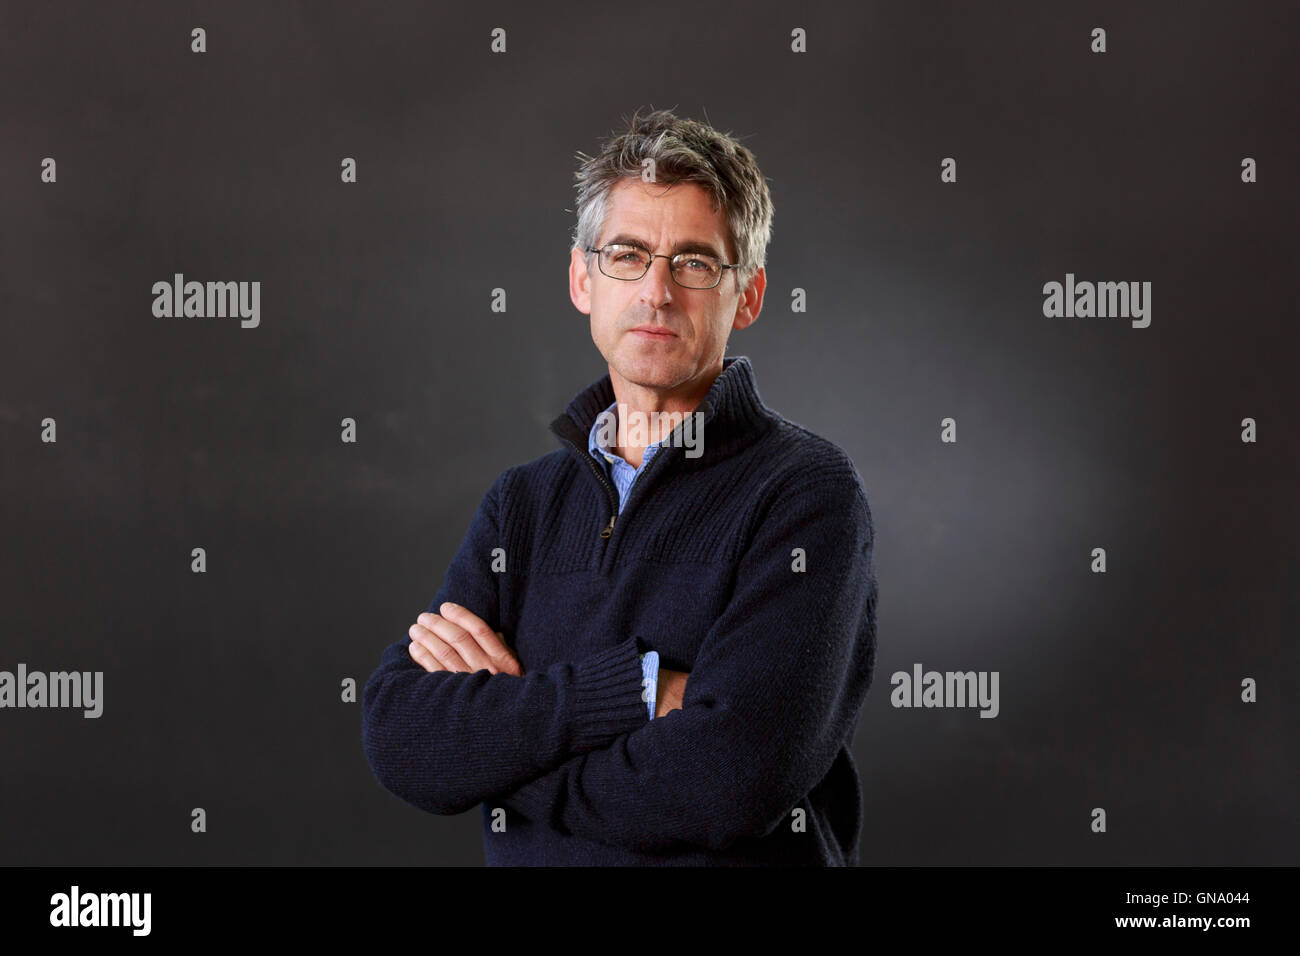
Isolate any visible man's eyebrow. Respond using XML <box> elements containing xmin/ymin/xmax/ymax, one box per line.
<box><xmin>605</xmin><ymin>233</ymin><xmax>725</xmax><ymax>259</ymax></box>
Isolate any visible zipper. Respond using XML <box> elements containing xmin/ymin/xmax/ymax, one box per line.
<box><xmin>552</xmin><ymin>416</ymin><xmax>685</xmax><ymax>572</ymax></box>
<box><xmin>553</xmin><ymin>431</ymin><xmax>619</xmax><ymax>540</ymax></box>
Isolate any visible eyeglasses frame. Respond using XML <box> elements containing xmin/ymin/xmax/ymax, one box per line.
<box><xmin>584</xmin><ymin>243</ymin><xmax>744</xmax><ymax>291</ymax></box>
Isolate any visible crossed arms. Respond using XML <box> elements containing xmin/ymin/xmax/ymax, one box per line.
<box><xmin>360</xmin><ymin>465</ymin><xmax>878</xmax><ymax>854</ymax></box>
<box><xmin>405</xmin><ymin>601</ymin><xmax>690</xmax><ymax>719</ymax></box>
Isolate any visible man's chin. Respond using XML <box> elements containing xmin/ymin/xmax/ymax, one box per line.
<box><xmin>610</xmin><ymin>353</ymin><xmax>689</xmax><ymax>390</ymax></box>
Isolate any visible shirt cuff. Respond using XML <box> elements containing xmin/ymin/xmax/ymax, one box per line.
<box><xmin>638</xmin><ymin>650</ymin><xmax>659</xmax><ymax>720</ymax></box>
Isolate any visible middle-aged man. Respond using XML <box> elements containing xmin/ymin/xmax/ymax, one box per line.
<box><xmin>362</xmin><ymin>108</ymin><xmax>879</xmax><ymax>866</ymax></box>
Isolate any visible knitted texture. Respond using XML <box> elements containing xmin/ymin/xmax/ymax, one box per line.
<box><xmin>361</xmin><ymin>356</ymin><xmax>878</xmax><ymax>865</ymax></box>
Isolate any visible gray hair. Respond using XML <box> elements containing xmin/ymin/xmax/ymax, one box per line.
<box><xmin>570</xmin><ymin>107</ymin><xmax>774</xmax><ymax>293</ymax></box>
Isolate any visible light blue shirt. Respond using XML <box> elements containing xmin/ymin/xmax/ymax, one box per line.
<box><xmin>588</xmin><ymin>399</ymin><xmax>663</xmax><ymax>719</ymax></box>
<box><xmin>587</xmin><ymin>400</ymin><xmax>665</xmax><ymax>515</ymax></box>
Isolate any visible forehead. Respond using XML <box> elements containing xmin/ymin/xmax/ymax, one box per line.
<box><xmin>601</xmin><ymin>178</ymin><xmax>729</xmax><ymax>252</ymax></box>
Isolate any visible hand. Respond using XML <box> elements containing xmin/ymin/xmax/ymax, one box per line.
<box><xmin>655</xmin><ymin>667</ymin><xmax>689</xmax><ymax>718</ymax></box>
<box><xmin>407</xmin><ymin>602</ymin><xmax>524</xmax><ymax>677</ymax></box>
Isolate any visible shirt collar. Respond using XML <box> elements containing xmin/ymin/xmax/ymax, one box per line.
<box><xmin>554</xmin><ymin>355</ymin><xmax>776</xmax><ymax>470</ymax></box>
<box><xmin>587</xmin><ymin>399</ymin><xmax>665</xmax><ymax>465</ymax></box>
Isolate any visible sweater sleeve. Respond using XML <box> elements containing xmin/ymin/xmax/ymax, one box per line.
<box><xmin>491</xmin><ymin>466</ymin><xmax>879</xmax><ymax>853</ymax></box>
<box><xmin>361</xmin><ymin>470</ymin><xmax>649</xmax><ymax>816</ymax></box>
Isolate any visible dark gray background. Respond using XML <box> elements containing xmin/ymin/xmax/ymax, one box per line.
<box><xmin>1</xmin><ymin>0</ymin><xmax>1295</xmax><ymax>865</ymax></box>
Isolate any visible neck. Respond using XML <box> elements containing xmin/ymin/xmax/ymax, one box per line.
<box><xmin>551</xmin><ymin>355</ymin><xmax>773</xmax><ymax>474</ymax></box>
<box><xmin>607</xmin><ymin>361</ymin><xmax>723</xmax><ymax>466</ymax></box>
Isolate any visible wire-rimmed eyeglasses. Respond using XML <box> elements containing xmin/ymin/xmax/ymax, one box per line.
<box><xmin>585</xmin><ymin>243</ymin><xmax>743</xmax><ymax>290</ymax></box>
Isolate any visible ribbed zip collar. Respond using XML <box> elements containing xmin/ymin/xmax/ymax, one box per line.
<box><xmin>548</xmin><ymin>355</ymin><xmax>777</xmax><ymax>470</ymax></box>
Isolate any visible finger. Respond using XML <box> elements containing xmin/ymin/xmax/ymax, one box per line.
<box><xmin>433</xmin><ymin>603</ymin><xmax>521</xmax><ymax>675</ymax></box>
<box><xmin>409</xmin><ymin>622</ymin><xmax>472</xmax><ymax>672</ymax></box>
<box><xmin>410</xmin><ymin>622</ymin><xmax>472</xmax><ymax>671</ymax></box>
<box><xmin>408</xmin><ymin>629</ymin><xmax>451</xmax><ymax>671</ymax></box>
<box><xmin>496</xmin><ymin>632</ymin><xmax>524</xmax><ymax>676</ymax></box>
<box><xmin>407</xmin><ymin>636</ymin><xmax>444</xmax><ymax>672</ymax></box>
<box><xmin>417</xmin><ymin>611</ymin><xmax>496</xmax><ymax>673</ymax></box>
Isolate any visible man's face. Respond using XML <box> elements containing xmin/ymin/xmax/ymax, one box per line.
<box><xmin>569</xmin><ymin>178</ymin><xmax>764</xmax><ymax>399</ymax></box>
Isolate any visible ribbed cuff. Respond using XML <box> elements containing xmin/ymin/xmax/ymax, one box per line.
<box><xmin>567</xmin><ymin>635</ymin><xmax>650</xmax><ymax>751</ymax></box>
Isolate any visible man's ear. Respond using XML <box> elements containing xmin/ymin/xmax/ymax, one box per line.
<box><xmin>570</xmin><ymin>246</ymin><xmax>594</xmax><ymax>315</ymax></box>
<box><xmin>731</xmin><ymin>266</ymin><xmax>766</xmax><ymax>331</ymax></box>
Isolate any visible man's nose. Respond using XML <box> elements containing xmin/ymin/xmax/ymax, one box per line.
<box><xmin>639</xmin><ymin>256</ymin><xmax>675</xmax><ymax>307</ymax></box>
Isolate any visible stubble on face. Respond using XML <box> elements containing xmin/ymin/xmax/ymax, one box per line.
<box><xmin>589</xmin><ymin>180</ymin><xmax>736</xmax><ymax>404</ymax></box>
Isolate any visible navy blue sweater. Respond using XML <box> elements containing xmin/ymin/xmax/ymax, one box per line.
<box><xmin>361</xmin><ymin>356</ymin><xmax>879</xmax><ymax>865</ymax></box>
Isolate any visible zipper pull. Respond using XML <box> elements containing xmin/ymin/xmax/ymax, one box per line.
<box><xmin>600</xmin><ymin>514</ymin><xmax>616</xmax><ymax>539</ymax></box>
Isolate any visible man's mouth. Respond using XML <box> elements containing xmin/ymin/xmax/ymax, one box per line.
<box><xmin>630</xmin><ymin>325</ymin><xmax>677</xmax><ymax>338</ymax></box>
